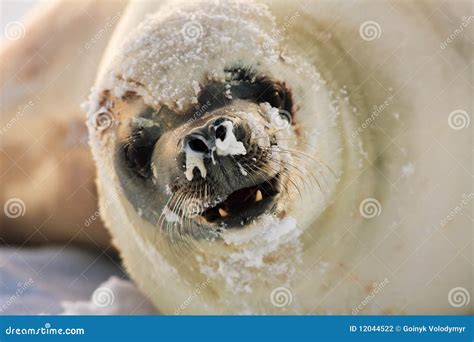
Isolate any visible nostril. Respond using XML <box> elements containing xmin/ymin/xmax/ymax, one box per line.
<box><xmin>215</xmin><ymin>125</ymin><xmax>227</xmax><ymax>141</ymax></box>
<box><xmin>188</xmin><ymin>136</ymin><xmax>209</xmax><ymax>153</ymax></box>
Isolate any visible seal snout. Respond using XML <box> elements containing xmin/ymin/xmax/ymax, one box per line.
<box><xmin>184</xmin><ymin>117</ymin><xmax>247</xmax><ymax>156</ymax></box>
<box><xmin>183</xmin><ymin>116</ymin><xmax>248</xmax><ymax>181</ymax></box>
<box><xmin>177</xmin><ymin>110</ymin><xmax>282</xmax><ymax>226</ymax></box>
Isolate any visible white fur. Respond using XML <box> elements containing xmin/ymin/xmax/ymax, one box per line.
<box><xmin>87</xmin><ymin>0</ymin><xmax>472</xmax><ymax>315</ymax></box>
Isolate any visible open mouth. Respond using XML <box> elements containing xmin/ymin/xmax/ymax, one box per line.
<box><xmin>202</xmin><ymin>175</ymin><xmax>280</xmax><ymax>226</ymax></box>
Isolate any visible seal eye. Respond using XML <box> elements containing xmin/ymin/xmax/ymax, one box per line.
<box><xmin>124</xmin><ymin>117</ymin><xmax>161</xmax><ymax>179</ymax></box>
<box><xmin>125</xmin><ymin>144</ymin><xmax>154</xmax><ymax>179</ymax></box>
<box><xmin>196</xmin><ymin>66</ymin><xmax>294</xmax><ymax>118</ymax></box>
<box><xmin>226</xmin><ymin>66</ymin><xmax>293</xmax><ymax>110</ymax></box>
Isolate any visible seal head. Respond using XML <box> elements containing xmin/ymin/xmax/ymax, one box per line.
<box><xmin>114</xmin><ymin>67</ymin><xmax>296</xmax><ymax>240</ymax></box>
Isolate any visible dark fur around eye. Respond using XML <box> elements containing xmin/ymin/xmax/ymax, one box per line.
<box><xmin>196</xmin><ymin>65</ymin><xmax>294</xmax><ymax>116</ymax></box>
<box><xmin>124</xmin><ymin>115</ymin><xmax>161</xmax><ymax>179</ymax></box>
<box><xmin>123</xmin><ymin>66</ymin><xmax>294</xmax><ymax>179</ymax></box>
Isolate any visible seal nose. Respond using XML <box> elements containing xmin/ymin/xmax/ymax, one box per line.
<box><xmin>214</xmin><ymin>124</ymin><xmax>227</xmax><ymax>141</ymax></box>
<box><xmin>187</xmin><ymin>135</ymin><xmax>210</xmax><ymax>154</ymax></box>
<box><xmin>182</xmin><ymin>116</ymin><xmax>248</xmax><ymax>182</ymax></box>
<box><xmin>184</xmin><ymin>117</ymin><xmax>234</xmax><ymax>154</ymax></box>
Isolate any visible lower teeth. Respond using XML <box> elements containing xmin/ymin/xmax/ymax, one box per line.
<box><xmin>218</xmin><ymin>208</ymin><xmax>229</xmax><ymax>217</ymax></box>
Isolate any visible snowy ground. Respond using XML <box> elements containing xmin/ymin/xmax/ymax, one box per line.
<box><xmin>0</xmin><ymin>246</ymin><xmax>157</xmax><ymax>315</ymax></box>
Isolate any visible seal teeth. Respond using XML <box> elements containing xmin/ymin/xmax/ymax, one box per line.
<box><xmin>255</xmin><ymin>190</ymin><xmax>263</xmax><ymax>202</ymax></box>
<box><xmin>218</xmin><ymin>208</ymin><xmax>229</xmax><ymax>217</ymax></box>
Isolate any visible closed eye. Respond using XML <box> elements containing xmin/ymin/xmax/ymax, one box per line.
<box><xmin>123</xmin><ymin>116</ymin><xmax>161</xmax><ymax>179</ymax></box>
<box><xmin>194</xmin><ymin>65</ymin><xmax>294</xmax><ymax>118</ymax></box>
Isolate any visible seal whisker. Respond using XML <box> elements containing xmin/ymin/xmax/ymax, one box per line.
<box><xmin>264</xmin><ymin>145</ymin><xmax>333</xmax><ymax>192</ymax></box>
<box><xmin>181</xmin><ymin>184</ymin><xmax>208</xmax><ymax>243</ymax></box>
<box><xmin>277</xmin><ymin>146</ymin><xmax>337</xmax><ymax>179</ymax></box>
<box><xmin>252</xmin><ymin>134</ymin><xmax>337</xmax><ymax>179</ymax></box>
<box><xmin>244</xmin><ymin>161</ymin><xmax>297</xmax><ymax>199</ymax></box>
<box><xmin>238</xmin><ymin>161</ymin><xmax>291</xmax><ymax>199</ymax></box>
<box><xmin>157</xmin><ymin>195</ymin><xmax>174</xmax><ymax>236</ymax></box>
<box><xmin>261</xmin><ymin>148</ymin><xmax>325</xmax><ymax>196</ymax></box>
<box><xmin>249</xmin><ymin>131</ymin><xmax>334</xmax><ymax>190</ymax></box>
<box><xmin>265</xmin><ymin>153</ymin><xmax>318</xmax><ymax>187</ymax></box>
<box><xmin>173</xmin><ymin>194</ymin><xmax>196</xmax><ymax>251</ymax></box>
<box><xmin>166</xmin><ymin>193</ymin><xmax>186</xmax><ymax>242</ymax></box>
<box><xmin>267</xmin><ymin>150</ymin><xmax>329</xmax><ymax>193</ymax></box>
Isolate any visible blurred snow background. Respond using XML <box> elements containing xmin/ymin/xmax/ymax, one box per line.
<box><xmin>0</xmin><ymin>0</ymin><xmax>156</xmax><ymax>315</ymax></box>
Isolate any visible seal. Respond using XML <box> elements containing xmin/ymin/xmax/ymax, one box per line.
<box><xmin>2</xmin><ymin>0</ymin><xmax>471</xmax><ymax>315</ymax></box>
<box><xmin>84</xmin><ymin>1</ymin><xmax>346</xmax><ymax>313</ymax></box>
<box><xmin>83</xmin><ymin>0</ymin><xmax>471</xmax><ymax>314</ymax></box>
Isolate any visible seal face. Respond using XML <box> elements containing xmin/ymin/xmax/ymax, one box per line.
<box><xmin>83</xmin><ymin>1</ymin><xmax>325</xmax><ymax>243</ymax></box>
<box><xmin>113</xmin><ymin>66</ymin><xmax>296</xmax><ymax>240</ymax></box>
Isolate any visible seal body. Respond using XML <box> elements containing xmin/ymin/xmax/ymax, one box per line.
<box><xmin>2</xmin><ymin>0</ymin><xmax>471</xmax><ymax>315</ymax></box>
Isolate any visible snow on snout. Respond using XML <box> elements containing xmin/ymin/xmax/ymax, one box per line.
<box><xmin>184</xmin><ymin>121</ymin><xmax>246</xmax><ymax>181</ymax></box>
<box><xmin>215</xmin><ymin>121</ymin><xmax>246</xmax><ymax>156</ymax></box>
<box><xmin>184</xmin><ymin>141</ymin><xmax>208</xmax><ymax>181</ymax></box>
